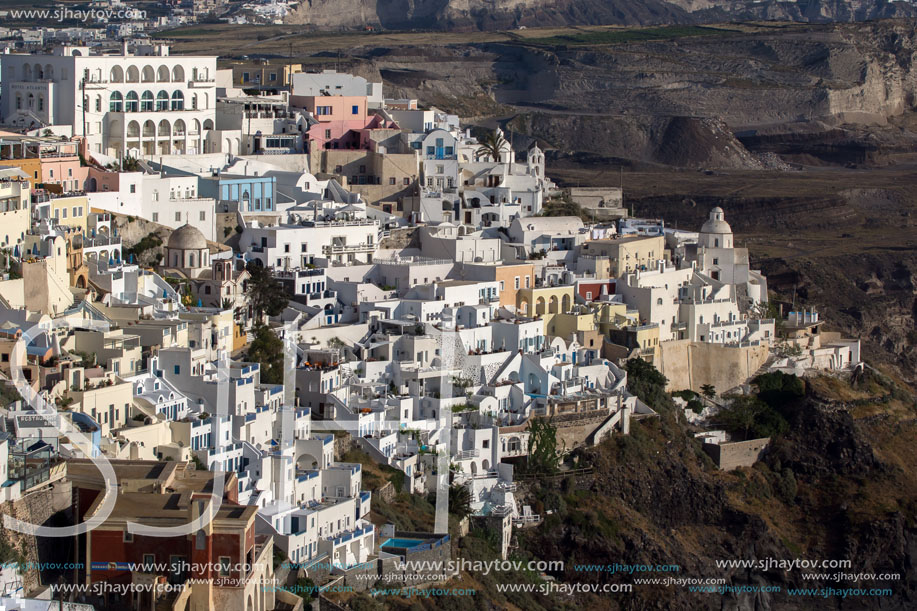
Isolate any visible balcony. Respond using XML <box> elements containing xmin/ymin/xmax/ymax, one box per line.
<box><xmin>323</xmin><ymin>243</ymin><xmax>375</xmax><ymax>255</ymax></box>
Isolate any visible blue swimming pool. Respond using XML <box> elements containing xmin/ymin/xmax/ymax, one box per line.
<box><xmin>380</xmin><ymin>537</ymin><xmax>425</xmax><ymax>549</ymax></box>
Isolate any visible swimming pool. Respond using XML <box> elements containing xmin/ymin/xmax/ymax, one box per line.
<box><xmin>380</xmin><ymin>537</ymin><xmax>425</xmax><ymax>549</ymax></box>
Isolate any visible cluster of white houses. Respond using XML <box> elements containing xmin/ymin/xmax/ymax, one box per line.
<box><xmin>0</xmin><ymin>41</ymin><xmax>862</xmax><ymax>608</ymax></box>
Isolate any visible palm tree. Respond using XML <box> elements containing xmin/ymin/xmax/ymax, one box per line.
<box><xmin>448</xmin><ymin>483</ymin><xmax>472</xmax><ymax>519</ymax></box>
<box><xmin>476</xmin><ymin>130</ymin><xmax>508</xmax><ymax>162</ymax></box>
<box><xmin>700</xmin><ymin>384</ymin><xmax>716</xmax><ymax>400</ymax></box>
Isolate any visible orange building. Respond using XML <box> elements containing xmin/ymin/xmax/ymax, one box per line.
<box><xmin>0</xmin><ymin>134</ymin><xmax>87</xmax><ymax>191</ymax></box>
<box><xmin>458</xmin><ymin>261</ymin><xmax>535</xmax><ymax>309</ymax></box>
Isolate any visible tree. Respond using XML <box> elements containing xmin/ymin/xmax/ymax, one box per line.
<box><xmin>476</xmin><ymin>129</ymin><xmax>508</xmax><ymax>162</ymax></box>
<box><xmin>527</xmin><ymin>418</ymin><xmax>560</xmax><ymax>475</ymax></box>
<box><xmin>717</xmin><ymin>393</ymin><xmax>788</xmax><ymax>440</ymax></box>
<box><xmin>448</xmin><ymin>483</ymin><xmax>472</xmax><ymax>519</ymax></box>
<box><xmin>245</xmin><ymin>261</ymin><xmax>289</xmax><ymax>318</ymax></box>
<box><xmin>700</xmin><ymin>384</ymin><xmax>716</xmax><ymax>399</ymax></box>
<box><xmin>625</xmin><ymin>358</ymin><xmax>673</xmax><ymax>411</ymax></box>
<box><xmin>247</xmin><ymin>323</ymin><xmax>285</xmax><ymax>384</ymax></box>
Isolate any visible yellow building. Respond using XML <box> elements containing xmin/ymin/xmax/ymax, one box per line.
<box><xmin>517</xmin><ymin>285</ymin><xmax>575</xmax><ymax>337</ymax></box>
<box><xmin>45</xmin><ymin>194</ymin><xmax>89</xmax><ymax>233</ymax></box>
<box><xmin>550</xmin><ymin>309</ymin><xmax>596</xmax><ymax>339</ymax></box>
<box><xmin>581</xmin><ymin>235</ymin><xmax>665</xmax><ymax>277</ymax></box>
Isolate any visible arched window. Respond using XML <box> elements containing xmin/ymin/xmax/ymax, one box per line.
<box><xmin>191</xmin><ymin>94</ymin><xmax>198</xmax><ymax>110</ymax></box>
<box><xmin>27</xmin><ymin>93</ymin><xmax>34</xmax><ymax>109</ymax></box>
<box><xmin>126</xmin><ymin>65</ymin><xmax>139</xmax><ymax>82</ymax></box>
<box><xmin>172</xmin><ymin>65</ymin><xmax>185</xmax><ymax>82</ymax></box>
<box><xmin>110</xmin><ymin>66</ymin><xmax>123</xmax><ymax>82</ymax></box>
<box><xmin>125</xmin><ymin>91</ymin><xmax>139</xmax><ymax>112</ymax></box>
<box><xmin>157</xmin><ymin>65</ymin><xmax>170</xmax><ymax>82</ymax></box>
<box><xmin>95</xmin><ymin>95</ymin><xmax>101</xmax><ymax>112</ymax></box>
<box><xmin>140</xmin><ymin>91</ymin><xmax>153</xmax><ymax>112</ymax></box>
<box><xmin>156</xmin><ymin>91</ymin><xmax>168</xmax><ymax>111</ymax></box>
<box><xmin>142</xmin><ymin>65</ymin><xmax>155</xmax><ymax>82</ymax></box>
<box><xmin>170</xmin><ymin>91</ymin><xmax>184</xmax><ymax>111</ymax></box>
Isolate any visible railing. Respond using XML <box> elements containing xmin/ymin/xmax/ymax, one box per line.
<box><xmin>323</xmin><ymin>243</ymin><xmax>374</xmax><ymax>254</ymax></box>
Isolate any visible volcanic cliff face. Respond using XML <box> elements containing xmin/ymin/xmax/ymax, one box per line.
<box><xmin>284</xmin><ymin>0</ymin><xmax>917</xmax><ymax>31</ymax></box>
<box><xmin>334</xmin><ymin>21</ymin><xmax>917</xmax><ymax>167</ymax></box>
<box><xmin>514</xmin><ymin>376</ymin><xmax>917</xmax><ymax>611</ymax></box>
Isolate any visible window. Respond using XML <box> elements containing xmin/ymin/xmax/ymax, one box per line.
<box><xmin>389</xmin><ymin>177</ymin><xmax>396</xmax><ymax>185</ymax></box>
<box><xmin>359</xmin><ymin>165</ymin><xmax>366</xmax><ymax>174</ymax></box>
<box><xmin>199</xmin><ymin>211</ymin><xmax>206</xmax><ymax>222</ymax></box>
<box><xmin>325</xmin><ymin>129</ymin><xmax>331</xmax><ymax>139</ymax></box>
<box><xmin>712</xmin><ymin>258</ymin><xmax>719</xmax><ymax>265</ymax></box>
<box><xmin>242</xmin><ymin>72</ymin><xmax>250</xmax><ymax>82</ymax></box>
<box><xmin>152</xmin><ymin>212</ymin><xmax>159</xmax><ymax>222</ymax></box>
<box><xmin>524</xmin><ymin>276</ymin><xmax>530</xmax><ymax>288</ymax></box>
<box><xmin>499</xmin><ymin>281</ymin><xmax>505</xmax><ymax>291</ymax></box>
<box><xmin>586</xmin><ymin>291</ymin><xmax>592</xmax><ymax>300</ymax></box>
<box><xmin>284</xmin><ymin>244</ymin><xmax>290</xmax><ymax>253</ymax></box>
<box><xmin>143</xmin><ymin>554</ymin><xmax>155</xmax><ymax>568</ymax></box>
<box><xmin>218</xmin><ymin>557</ymin><xmax>231</xmax><ymax>577</ymax></box>
<box><xmin>403</xmin><ymin>177</ymin><xmax>410</xmax><ymax>186</ymax></box>
<box><xmin>269</xmin><ymin>72</ymin><xmax>277</xmax><ymax>82</ymax></box>
<box><xmin>514</xmin><ymin>276</ymin><xmax>520</xmax><ymax>290</ymax></box>
<box><xmin>316</xmin><ymin>106</ymin><xmax>332</xmax><ymax>116</ymax></box>
<box><xmin>483</xmin><ymin>440</ymin><xmax>489</xmax><ymax>449</ymax></box>
<box><xmin>123</xmin><ymin>530</ymin><xmax>133</xmax><ymax>542</ymax></box>
<box><xmin>175</xmin><ymin>212</ymin><xmax>181</xmax><ymax>222</ymax></box>
<box><xmin>352</xmin><ymin>105</ymin><xmax>359</xmax><ymax>114</ymax></box>
<box><xmin>61</xmin><ymin>208</ymin><xmax>67</xmax><ymax>219</ymax></box>
<box><xmin>300</xmin><ymin>243</ymin><xmax>307</xmax><ymax>252</ymax></box>
<box><xmin>95</xmin><ymin>97</ymin><xmax>101</xmax><ymax>112</ymax></box>
<box><xmin>334</xmin><ymin>165</ymin><xmax>342</xmax><ymax>173</ymax></box>
<box><xmin>129</xmin><ymin>184</ymin><xmax>136</xmax><ymax>193</ymax></box>
<box><xmin>72</xmin><ymin>206</ymin><xmax>78</xmax><ymax>217</ymax></box>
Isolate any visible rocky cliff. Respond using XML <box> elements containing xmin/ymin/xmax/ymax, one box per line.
<box><xmin>514</xmin><ymin>372</ymin><xmax>917</xmax><ymax>610</ymax></box>
<box><xmin>284</xmin><ymin>0</ymin><xmax>917</xmax><ymax>31</ymax></box>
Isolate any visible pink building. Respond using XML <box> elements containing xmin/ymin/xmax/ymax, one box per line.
<box><xmin>296</xmin><ymin>95</ymin><xmax>399</xmax><ymax>152</ymax></box>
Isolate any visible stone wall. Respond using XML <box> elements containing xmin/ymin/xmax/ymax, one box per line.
<box><xmin>703</xmin><ymin>438</ymin><xmax>771</xmax><ymax>470</ymax></box>
<box><xmin>549</xmin><ymin>411</ymin><xmax>613</xmax><ymax>451</ymax></box>
<box><xmin>657</xmin><ymin>339</ymin><xmax>770</xmax><ymax>393</ymax></box>
<box><xmin>1</xmin><ymin>478</ymin><xmax>72</xmax><ymax>594</ymax></box>
<box><xmin>333</xmin><ymin>433</ymin><xmax>354</xmax><ymax>461</ymax></box>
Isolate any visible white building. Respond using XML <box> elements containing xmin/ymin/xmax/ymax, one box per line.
<box><xmin>0</xmin><ymin>43</ymin><xmax>217</xmax><ymax>158</ymax></box>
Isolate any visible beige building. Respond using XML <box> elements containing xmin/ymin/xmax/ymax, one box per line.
<box><xmin>310</xmin><ymin>149</ymin><xmax>418</xmax><ymax>211</ymax></box>
<box><xmin>0</xmin><ymin>166</ymin><xmax>31</xmax><ymax>252</ymax></box>
<box><xmin>580</xmin><ymin>235</ymin><xmax>665</xmax><ymax>278</ymax></box>
<box><xmin>230</xmin><ymin>61</ymin><xmax>302</xmax><ymax>90</ymax></box>
<box><xmin>21</xmin><ymin>234</ymin><xmax>74</xmax><ymax>316</ymax></box>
